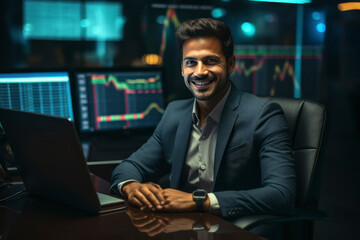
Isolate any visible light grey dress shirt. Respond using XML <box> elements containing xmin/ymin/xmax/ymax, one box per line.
<box><xmin>182</xmin><ymin>86</ymin><xmax>231</xmax><ymax>214</ymax></box>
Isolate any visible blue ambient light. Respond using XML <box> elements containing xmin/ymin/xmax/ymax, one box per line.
<box><xmin>211</xmin><ymin>8</ymin><xmax>227</xmax><ymax>19</ymax></box>
<box><xmin>241</xmin><ymin>22</ymin><xmax>256</xmax><ymax>37</ymax></box>
<box><xmin>316</xmin><ymin>23</ymin><xmax>326</xmax><ymax>33</ymax></box>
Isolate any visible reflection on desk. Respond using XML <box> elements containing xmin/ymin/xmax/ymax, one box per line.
<box><xmin>0</xmin><ymin>176</ymin><xmax>264</xmax><ymax>240</ymax></box>
<box><xmin>126</xmin><ymin>206</ymin><xmax>259</xmax><ymax>238</ymax></box>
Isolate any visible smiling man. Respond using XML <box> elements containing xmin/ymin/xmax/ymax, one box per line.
<box><xmin>111</xmin><ymin>18</ymin><xmax>296</xmax><ymax>219</ymax></box>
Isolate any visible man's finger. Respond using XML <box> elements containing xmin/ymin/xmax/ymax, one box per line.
<box><xmin>139</xmin><ymin>186</ymin><xmax>161</xmax><ymax>209</ymax></box>
<box><xmin>133</xmin><ymin>193</ymin><xmax>153</xmax><ymax>209</ymax></box>
<box><xmin>149</xmin><ymin>185</ymin><xmax>165</xmax><ymax>206</ymax></box>
<box><xmin>129</xmin><ymin>196</ymin><xmax>144</xmax><ymax>208</ymax></box>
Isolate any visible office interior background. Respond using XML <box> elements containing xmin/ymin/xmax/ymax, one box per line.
<box><xmin>0</xmin><ymin>0</ymin><xmax>359</xmax><ymax>239</ymax></box>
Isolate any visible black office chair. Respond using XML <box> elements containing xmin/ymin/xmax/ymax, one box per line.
<box><xmin>232</xmin><ymin>97</ymin><xmax>327</xmax><ymax>240</ymax></box>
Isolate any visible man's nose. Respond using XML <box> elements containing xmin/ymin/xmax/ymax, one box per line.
<box><xmin>195</xmin><ymin>61</ymin><xmax>208</xmax><ymax>76</ymax></box>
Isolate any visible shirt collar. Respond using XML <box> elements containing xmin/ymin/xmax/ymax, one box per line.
<box><xmin>192</xmin><ymin>84</ymin><xmax>232</xmax><ymax>126</ymax></box>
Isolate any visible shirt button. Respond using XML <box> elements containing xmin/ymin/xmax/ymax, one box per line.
<box><xmin>201</xmin><ymin>135</ymin><xmax>206</xmax><ymax>140</ymax></box>
<box><xmin>200</xmin><ymin>164</ymin><xmax>206</xmax><ymax>170</ymax></box>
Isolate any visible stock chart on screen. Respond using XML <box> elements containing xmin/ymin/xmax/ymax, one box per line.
<box><xmin>0</xmin><ymin>72</ymin><xmax>74</xmax><ymax>120</ymax></box>
<box><xmin>230</xmin><ymin>45</ymin><xmax>323</xmax><ymax>99</ymax></box>
<box><xmin>75</xmin><ymin>70</ymin><xmax>164</xmax><ymax>132</ymax></box>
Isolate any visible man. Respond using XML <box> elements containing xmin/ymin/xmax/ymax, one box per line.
<box><xmin>111</xmin><ymin>18</ymin><xmax>296</xmax><ymax>218</ymax></box>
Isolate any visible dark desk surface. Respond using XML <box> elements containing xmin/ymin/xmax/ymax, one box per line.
<box><xmin>0</xmin><ymin>176</ymin><xmax>263</xmax><ymax>240</ymax></box>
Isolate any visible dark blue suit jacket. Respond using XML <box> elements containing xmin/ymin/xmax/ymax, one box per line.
<box><xmin>111</xmin><ymin>87</ymin><xmax>296</xmax><ymax>218</ymax></box>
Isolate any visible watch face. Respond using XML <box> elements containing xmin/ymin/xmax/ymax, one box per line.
<box><xmin>193</xmin><ymin>190</ymin><xmax>207</xmax><ymax>198</ymax></box>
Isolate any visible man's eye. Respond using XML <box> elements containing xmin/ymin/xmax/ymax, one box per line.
<box><xmin>184</xmin><ymin>60</ymin><xmax>196</xmax><ymax>66</ymax></box>
<box><xmin>205</xmin><ymin>59</ymin><xmax>218</xmax><ymax>64</ymax></box>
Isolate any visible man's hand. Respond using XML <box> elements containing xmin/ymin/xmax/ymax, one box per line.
<box><xmin>122</xmin><ymin>182</ymin><xmax>165</xmax><ymax>211</ymax></box>
<box><xmin>162</xmin><ymin>188</ymin><xmax>210</xmax><ymax>212</ymax></box>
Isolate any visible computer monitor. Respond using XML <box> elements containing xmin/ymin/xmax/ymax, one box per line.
<box><xmin>0</xmin><ymin>71</ymin><xmax>74</xmax><ymax>120</ymax></box>
<box><xmin>73</xmin><ymin>69</ymin><xmax>165</xmax><ymax>132</ymax></box>
<box><xmin>23</xmin><ymin>0</ymin><xmax>125</xmax><ymax>41</ymax></box>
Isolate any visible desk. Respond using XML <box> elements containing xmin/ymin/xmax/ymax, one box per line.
<box><xmin>0</xmin><ymin>176</ymin><xmax>264</xmax><ymax>240</ymax></box>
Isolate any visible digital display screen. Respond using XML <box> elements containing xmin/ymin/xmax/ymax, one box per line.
<box><xmin>23</xmin><ymin>1</ymin><xmax>82</xmax><ymax>40</ymax></box>
<box><xmin>230</xmin><ymin>45</ymin><xmax>323</xmax><ymax>100</ymax></box>
<box><xmin>85</xmin><ymin>2</ymin><xmax>125</xmax><ymax>40</ymax></box>
<box><xmin>23</xmin><ymin>0</ymin><xmax>125</xmax><ymax>41</ymax></box>
<box><xmin>75</xmin><ymin>70</ymin><xmax>164</xmax><ymax>132</ymax></box>
<box><xmin>0</xmin><ymin>72</ymin><xmax>74</xmax><ymax>120</ymax></box>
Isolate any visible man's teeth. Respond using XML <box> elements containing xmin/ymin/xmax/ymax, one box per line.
<box><xmin>192</xmin><ymin>80</ymin><xmax>211</xmax><ymax>85</ymax></box>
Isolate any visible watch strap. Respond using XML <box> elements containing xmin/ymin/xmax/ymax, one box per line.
<box><xmin>193</xmin><ymin>189</ymin><xmax>207</xmax><ymax>211</ymax></box>
<box><xmin>195</xmin><ymin>198</ymin><xmax>203</xmax><ymax>211</ymax></box>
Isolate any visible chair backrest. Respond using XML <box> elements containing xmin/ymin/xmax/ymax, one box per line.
<box><xmin>264</xmin><ymin>97</ymin><xmax>326</xmax><ymax>207</ymax></box>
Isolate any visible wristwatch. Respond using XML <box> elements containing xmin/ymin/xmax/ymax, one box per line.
<box><xmin>192</xmin><ymin>189</ymin><xmax>207</xmax><ymax>211</ymax></box>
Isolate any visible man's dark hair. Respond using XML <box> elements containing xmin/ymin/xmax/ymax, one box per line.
<box><xmin>175</xmin><ymin>18</ymin><xmax>234</xmax><ymax>60</ymax></box>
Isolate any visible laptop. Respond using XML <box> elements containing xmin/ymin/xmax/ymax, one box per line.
<box><xmin>0</xmin><ymin>108</ymin><xmax>125</xmax><ymax>214</ymax></box>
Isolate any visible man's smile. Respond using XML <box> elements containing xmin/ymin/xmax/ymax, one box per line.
<box><xmin>189</xmin><ymin>75</ymin><xmax>216</xmax><ymax>89</ymax></box>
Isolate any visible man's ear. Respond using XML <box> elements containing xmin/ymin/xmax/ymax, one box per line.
<box><xmin>228</xmin><ymin>55</ymin><xmax>235</xmax><ymax>74</ymax></box>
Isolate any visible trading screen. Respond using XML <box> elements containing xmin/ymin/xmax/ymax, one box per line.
<box><xmin>0</xmin><ymin>72</ymin><xmax>74</xmax><ymax>120</ymax></box>
<box><xmin>75</xmin><ymin>70</ymin><xmax>164</xmax><ymax>132</ymax></box>
<box><xmin>230</xmin><ymin>45</ymin><xmax>323</xmax><ymax>100</ymax></box>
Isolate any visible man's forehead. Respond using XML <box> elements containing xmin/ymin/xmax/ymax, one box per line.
<box><xmin>182</xmin><ymin>37</ymin><xmax>221</xmax><ymax>49</ymax></box>
<box><xmin>182</xmin><ymin>37</ymin><xmax>224</xmax><ymax>57</ymax></box>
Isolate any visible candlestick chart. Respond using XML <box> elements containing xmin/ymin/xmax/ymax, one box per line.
<box><xmin>230</xmin><ymin>46</ymin><xmax>323</xmax><ymax>99</ymax></box>
<box><xmin>76</xmin><ymin>71</ymin><xmax>164</xmax><ymax>132</ymax></box>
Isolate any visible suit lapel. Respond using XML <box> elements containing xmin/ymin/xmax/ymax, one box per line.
<box><xmin>214</xmin><ymin>89</ymin><xmax>242</xmax><ymax>184</ymax></box>
<box><xmin>170</xmin><ymin>105</ymin><xmax>193</xmax><ymax>189</ymax></box>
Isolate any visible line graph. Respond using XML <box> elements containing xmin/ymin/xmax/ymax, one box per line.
<box><xmin>234</xmin><ymin>56</ymin><xmax>265</xmax><ymax>77</ymax></box>
<box><xmin>271</xmin><ymin>60</ymin><xmax>300</xmax><ymax>96</ymax></box>
<box><xmin>231</xmin><ymin>46</ymin><xmax>323</xmax><ymax>99</ymax></box>
<box><xmin>97</xmin><ymin>103</ymin><xmax>164</xmax><ymax>122</ymax></box>
<box><xmin>159</xmin><ymin>8</ymin><xmax>180</xmax><ymax>58</ymax></box>
<box><xmin>91</xmin><ymin>74</ymin><xmax>162</xmax><ymax>93</ymax></box>
<box><xmin>76</xmin><ymin>71</ymin><xmax>165</xmax><ymax>131</ymax></box>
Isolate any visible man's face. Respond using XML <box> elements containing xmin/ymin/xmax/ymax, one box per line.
<box><xmin>181</xmin><ymin>37</ymin><xmax>235</xmax><ymax>102</ymax></box>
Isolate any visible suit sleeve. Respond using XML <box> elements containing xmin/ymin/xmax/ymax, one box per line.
<box><xmin>214</xmin><ymin>101</ymin><xmax>296</xmax><ymax>218</ymax></box>
<box><xmin>110</xmin><ymin>109</ymin><xmax>170</xmax><ymax>195</ymax></box>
